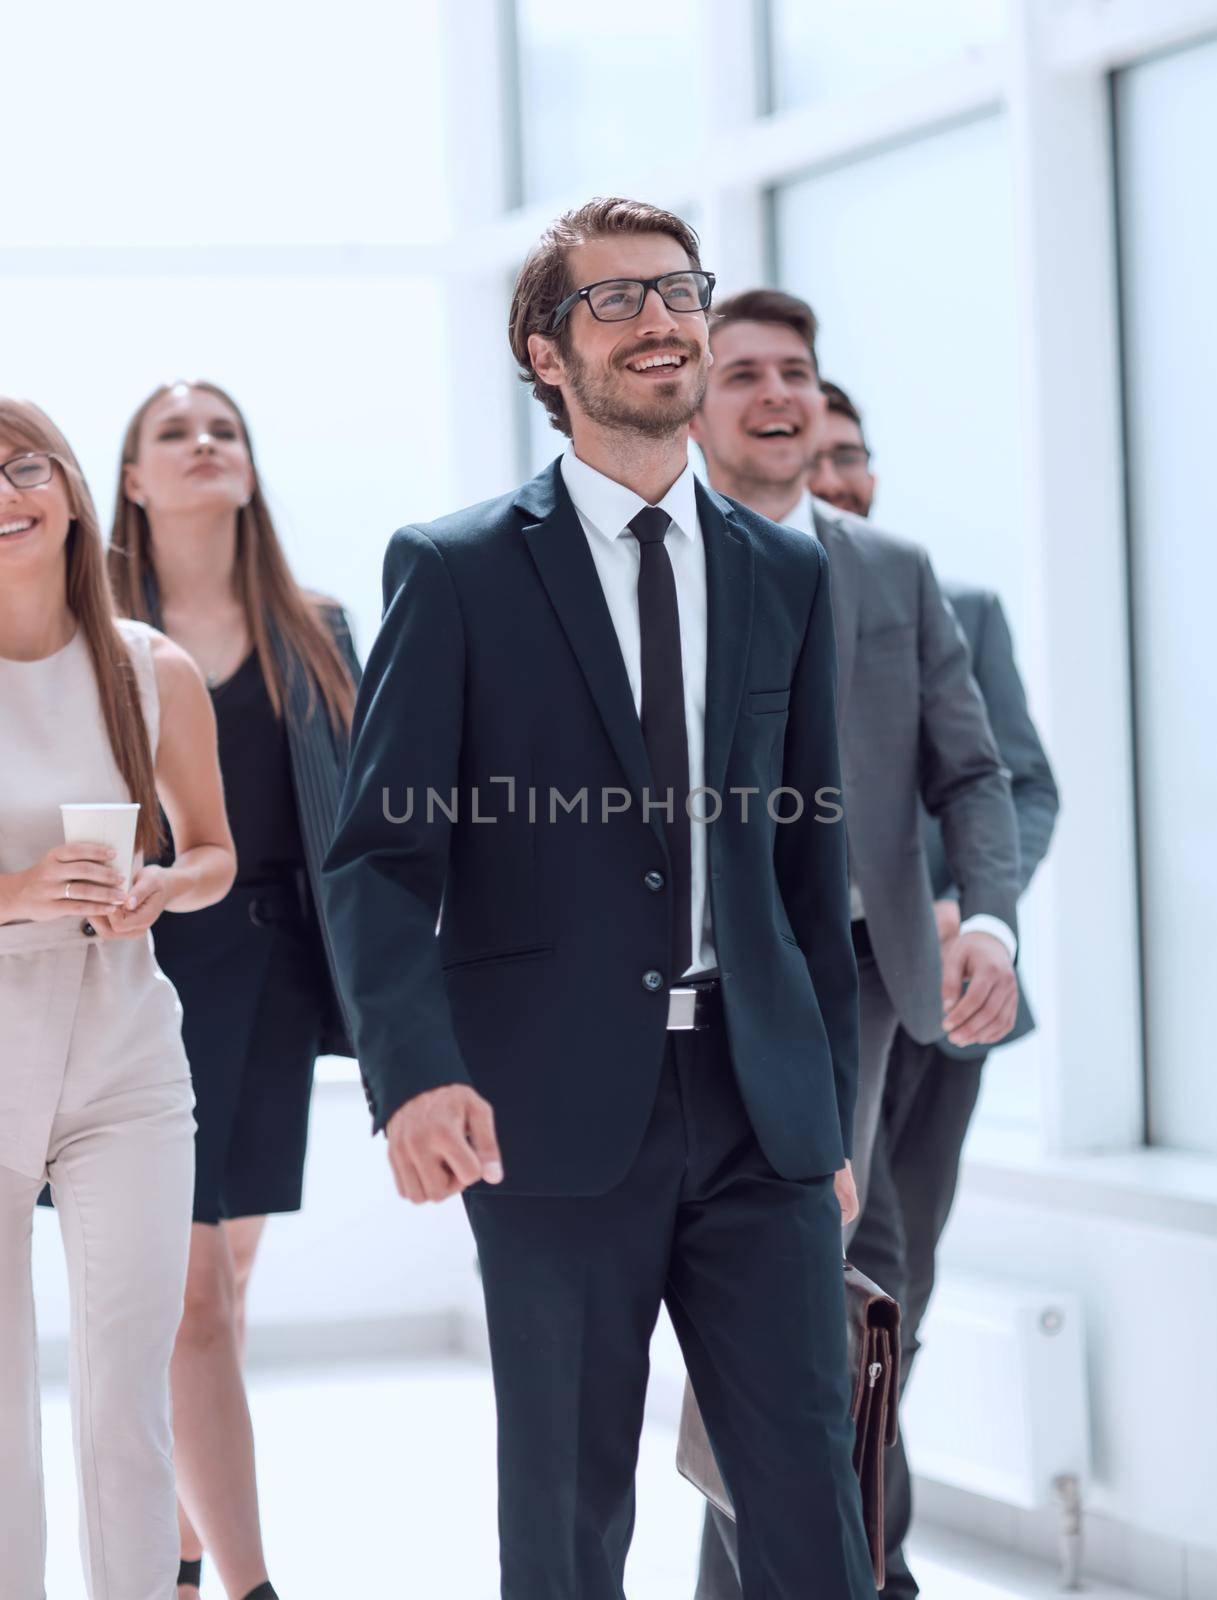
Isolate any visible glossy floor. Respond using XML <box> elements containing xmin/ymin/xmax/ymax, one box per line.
<box><xmin>37</xmin><ymin>1357</ymin><xmax>1152</xmax><ymax>1598</ymax></box>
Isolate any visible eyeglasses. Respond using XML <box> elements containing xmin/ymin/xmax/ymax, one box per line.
<box><xmin>809</xmin><ymin>445</ymin><xmax>871</xmax><ymax>475</ymax></box>
<box><xmin>548</xmin><ymin>271</ymin><xmax>716</xmax><ymax>332</ymax></box>
<box><xmin>0</xmin><ymin>452</ymin><xmax>63</xmax><ymax>490</ymax></box>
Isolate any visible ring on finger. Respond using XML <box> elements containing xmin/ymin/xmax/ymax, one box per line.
<box><xmin>64</xmin><ymin>880</ymin><xmax>73</xmax><ymax>900</ymax></box>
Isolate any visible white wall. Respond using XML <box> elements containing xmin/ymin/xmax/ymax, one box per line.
<box><xmin>3</xmin><ymin>273</ymin><xmax>455</xmax><ymax>655</ymax></box>
<box><xmin>6</xmin><ymin>0</ymin><xmax>449</xmax><ymax>252</ymax></box>
<box><xmin>921</xmin><ymin>1161</ymin><xmax>1217</xmax><ymax>1592</ymax></box>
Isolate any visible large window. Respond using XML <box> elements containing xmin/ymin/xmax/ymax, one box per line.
<box><xmin>764</xmin><ymin>0</ymin><xmax>1007</xmax><ymax>113</ymax></box>
<box><xmin>772</xmin><ymin>113</ymin><xmax>1025</xmax><ymax>625</ymax></box>
<box><xmin>512</xmin><ymin>0</ymin><xmax>707</xmax><ymax>203</ymax></box>
<box><xmin>1117</xmin><ymin>37</ymin><xmax>1217</xmax><ymax>1155</ymax></box>
<box><xmin>773</xmin><ymin>110</ymin><xmax>1040</xmax><ymax>1131</ymax></box>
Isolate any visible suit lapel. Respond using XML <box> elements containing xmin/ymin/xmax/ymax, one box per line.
<box><xmin>517</xmin><ymin>462</ymin><xmax>666</xmax><ymax>853</ymax></box>
<box><xmin>697</xmin><ymin>483</ymin><xmax>754</xmax><ymax>801</ymax></box>
<box><xmin>814</xmin><ymin>510</ymin><xmax>860</xmax><ymax>735</ymax></box>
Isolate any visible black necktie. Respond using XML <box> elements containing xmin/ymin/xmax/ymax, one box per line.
<box><xmin>628</xmin><ymin>506</ymin><xmax>692</xmax><ymax>981</ymax></box>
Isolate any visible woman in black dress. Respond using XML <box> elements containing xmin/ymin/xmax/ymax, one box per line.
<box><xmin>108</xmin><ymin>381</ymin><xmax>361</xmax><ymax>1600</ymax></box>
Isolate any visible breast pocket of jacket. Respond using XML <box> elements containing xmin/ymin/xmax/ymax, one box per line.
<box><xmin>747</xmin><ymin>687</ymin><xmax>791</xmax><ymax>716</ymax></box>
<box><xmin>856</xmin><ymin>621</ymin><xmax>916</xmax><ymax>659</ymax></box>
<box><xmin>852</xmin><ymin>625</ymin><xmax>918</xmax><ymax>711</ymax></box>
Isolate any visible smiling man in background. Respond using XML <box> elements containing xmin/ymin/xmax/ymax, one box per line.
<box><xmin>690</xmin><ymin>289</ymin><xmax>1022</xmax><ymax>1600</ymax></box>
<box><xmin>808</xmin><ymin>376</ymin><xmax>1060</xmax><ymax>1600</ymax></box>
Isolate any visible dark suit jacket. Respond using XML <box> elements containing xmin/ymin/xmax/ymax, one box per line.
<box><xmin>813</xmin><ymin>503</ymin><xmax>1021</xmax><ymax>1044</ymax></box>
<box><xmin>927</xmin><ymin>585</ymin><xmax>1059</xmax><ymax>1058</ymax></box>
<box><xmin>283</xmin><ymin>602</ymin><xmax>362</xmax><ymax>1060</ymax></box>
<box><xmin>323</xmin><ymin>460</ymin><xmax>861</xmax><ymax>1196</ymax></box>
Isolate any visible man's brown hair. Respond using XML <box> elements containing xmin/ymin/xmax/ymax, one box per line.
<box><xmin>509</xmin><ymin>196</ymin><xmax>703</xmax><ymax>438</ymax></box>
<box><xmin>710</xmin><ymin>288</ymin><xmax>820</xmax><ymax>367</ymax></box>
<box><xmin>820</xmin><ymin>379</ymin><xmax>869</xmax><ymax>447</ymax></box>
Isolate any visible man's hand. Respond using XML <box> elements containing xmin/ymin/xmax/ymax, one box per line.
<box><xmin>941</xmin><ymin>931</ymin><xmax>1018</xmax><ymax>1047</ymax></box>
<box><xmin>834</xmin><ymin>1159</ymin><xmax>859</xmax><ymax>1227</ymax></box>
<box><xmin>933</xmin><ymin>897</ymin><xmax>961</xmax><ymax>944</ymax></box>
<box><xmin>386</xmin><ymin>1084</ymin><xmax>504</xmax><ymax>1204</ymax></box>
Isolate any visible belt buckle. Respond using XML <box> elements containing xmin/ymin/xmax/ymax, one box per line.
<box><xmin>667</xmin><ymin>987</ymin><xmax>698</xmax><ymax>1031</ymax></box>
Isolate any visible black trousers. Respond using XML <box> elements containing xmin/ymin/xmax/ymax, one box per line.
<box><xmin>464</xmin><ymin>1014</ymin><xmax>876</xmax><ymax>1600</ymax></box>
<box><xmin>845</xmin><ymin>1028</ymin><xmax>986</xmax><ymax>1600</ymax></box>
<box><xmin>696</xmin><ymin>951</ymin><xmax>897</xmax><ymax>1600</ymax></box>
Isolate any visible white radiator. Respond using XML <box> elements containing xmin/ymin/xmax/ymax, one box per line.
<box><xmin>901</xmin><ymin>1275</ymin><xmax>1091</xmax><ymax>1510</ymax></box>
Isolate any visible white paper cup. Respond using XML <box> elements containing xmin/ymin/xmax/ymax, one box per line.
<box><xmin>60</xmin><ymin>803</ymin><xmax>141</xmax><ymax>895</ymax></box>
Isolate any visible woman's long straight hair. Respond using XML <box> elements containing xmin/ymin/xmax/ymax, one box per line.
<box><xmin>0</xmin><ymin>399</ymin><xmax>163</xmax><ymax>856</ymax></box>
<box><xmin>108</xmin><ymin>381</ymin><xmax>356</xmax><ymax>733</ymax></box>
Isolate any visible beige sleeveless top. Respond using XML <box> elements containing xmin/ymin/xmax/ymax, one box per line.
<box><xmin>0</xmin><ymin>618</ymin><xmax>160</xmax><ymax>899</ymax></box>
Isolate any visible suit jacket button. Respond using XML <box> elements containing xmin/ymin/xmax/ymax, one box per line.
<box><xmin>644</xmin><ymin>870</ymin><xmax>665</xmax><ymax>892</ymax></box>
<box><xmin>81</xmin><ymin>920</ymin><xmax>96</xmax><ymax>937</ymax></box>
<box><xmin>643</xmin><ymin>969</ymin><xmax>664</xmax><ymax>992</ymax></box>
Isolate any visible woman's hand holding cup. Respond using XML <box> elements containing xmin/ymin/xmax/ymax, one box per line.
<box><xmin>0</xmin><ymin>843</ymin><xmax>127</xmax><ymax>924</ymax></box>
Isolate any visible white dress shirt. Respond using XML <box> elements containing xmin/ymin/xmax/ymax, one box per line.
<box><xmin>782</xmin><ymin>491</ymin><xmax>1017</xmax><ymax>960</ymax></box>
<box><xmin>560</xmin><ymin>447</ymin><xmax>715</xmax><ymax>977</ymax></box>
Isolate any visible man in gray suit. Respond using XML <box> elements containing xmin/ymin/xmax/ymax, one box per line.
<box><xmin>810</xmin><ymin>379</ymin><xmax>1059</xmax><ymax>1600</ymax></box>
<box><xmin>688</xmin><ymin>290</ymin><xmax>1023</xmax><ymax>1598</ymax></box>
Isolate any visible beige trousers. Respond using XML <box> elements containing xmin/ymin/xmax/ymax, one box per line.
<box><xmin>0</xmin><ymin>916</ymin><xmax>195</xmax><ymax>1600</ymax></box>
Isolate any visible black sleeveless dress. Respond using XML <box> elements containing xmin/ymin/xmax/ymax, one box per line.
<box><xmin>151</xmin><ymin>650</ymin><xmax>329</xmax><ymax>1224</ymax></box>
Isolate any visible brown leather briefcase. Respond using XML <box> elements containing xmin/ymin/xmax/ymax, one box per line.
<box><xmin>676</xmin><ymin>1260</ymin><xmax>901</xmax><ymax>1587</ymax></box>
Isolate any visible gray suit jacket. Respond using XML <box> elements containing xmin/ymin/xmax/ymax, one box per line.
<box><xmin>927</xmin><ymin>585</ymin><xmax>1059</xmax><ymax>1058</ymax></box>
<box><xmin>813</xmin><ymin>503</ymin><xmax>1021</xmax><ymax>1044</ymax></box>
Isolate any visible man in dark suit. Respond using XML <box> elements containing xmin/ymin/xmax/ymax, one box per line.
<box><xmin>322</xmin><ymin>199</ymin><xmax>877</xmax><ymax>1599</ymax></box>
<box><xmin>688</xmin><ymin>292</ymin><xmax>1023</xmax><ymax>1599</ymax></box>
<box><xmin>810</xmin><ymin>380</ymin><xmax>1060</xmax><ymax>1600</ymax></box>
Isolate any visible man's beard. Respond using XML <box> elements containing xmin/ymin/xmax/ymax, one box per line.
<box><xmin>567</xmin><ymin>344</ymin><xmax>707</xmax><ymax>439</ymax></box>
<box><xmin>815</xmin><ymin>486</ymin><xmax>872</xmax><ymax>518</ymax></box>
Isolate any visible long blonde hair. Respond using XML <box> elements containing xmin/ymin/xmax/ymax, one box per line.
<box><xmin>108</xmin><ymin>380</ymin><xmax>355</xmax><ymax>732</ymax></box>
<box><xmin>0</xmin><ymin>399</ymin><xmax>164</xmax><ymax>856</ymax></box>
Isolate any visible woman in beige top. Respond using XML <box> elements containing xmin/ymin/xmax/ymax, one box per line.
<box><xmin>0</xmin><ymin>398</ymin><xmax>236</xmax><ymax>1600</ymax></box>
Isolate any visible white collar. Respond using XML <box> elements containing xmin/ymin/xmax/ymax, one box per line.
<box><xmin>779</xmin><ymin>489</ymin><xmax>816</xmax><ymax>537</ymax></box>
<box><xmin>561</xmin><ymin>446</ymin><xmax>698</xmax><ymax>545</ymax></box>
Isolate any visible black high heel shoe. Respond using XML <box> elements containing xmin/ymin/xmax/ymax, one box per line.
<box><xmin>176</xmin><ymin>1556</ymin><xmax>278</xmax><ymax>1600</ymax></box>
